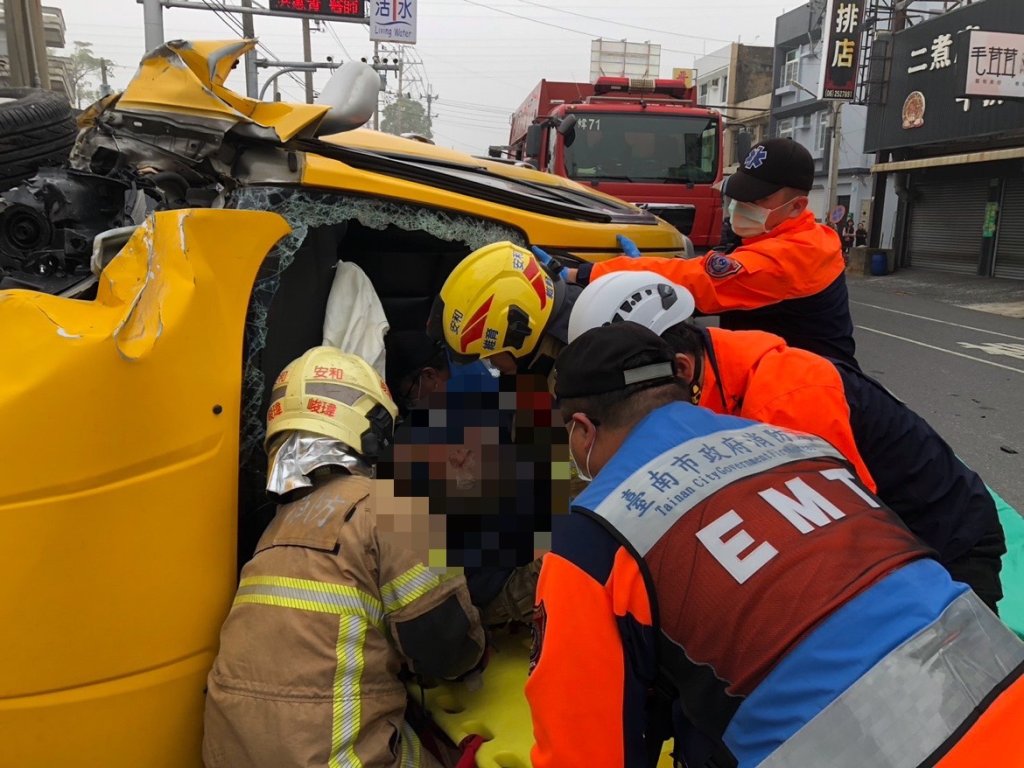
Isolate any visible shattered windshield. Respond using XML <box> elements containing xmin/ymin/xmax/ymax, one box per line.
<box><xmin>230</xmin><ymin>186</ymin><xmax>526</xmax><ymax>461</ymax></box>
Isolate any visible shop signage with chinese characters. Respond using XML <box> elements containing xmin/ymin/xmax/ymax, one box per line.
<box><xmin>864</xmin><ymin>0</ymin><xmax>1024</xmax><ymax>151</ymax></box>
<box><xmin>963</xmin><ymin>31</ymin><xmax>1024</xmax><ymax>99</ymax></box>
<box><xmin>819</xmin><ymin>0</ymin><xmax>866</xmax><ymax>100</ymax></box>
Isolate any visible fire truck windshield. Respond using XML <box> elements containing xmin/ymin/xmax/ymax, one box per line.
<box><xmin>563</xmin><ymin>113</ymin><xmax>719</xmax><ymax>185</ymax></box>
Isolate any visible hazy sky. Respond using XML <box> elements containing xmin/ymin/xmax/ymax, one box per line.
<box><xmin>52</xmin><ymin>0</ymin><xmax>790</xmax><ymax>154</ymax></box>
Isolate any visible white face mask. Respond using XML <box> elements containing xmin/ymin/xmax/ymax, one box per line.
<box><xmin>728</xmin><ymin>198</ymin><xmax>795</xmax><ymax>238</ymax></box>
<box><xmin>568</xmin><ymin>420</ymin><xmax>596</xmax><ymax>483</ymax></box>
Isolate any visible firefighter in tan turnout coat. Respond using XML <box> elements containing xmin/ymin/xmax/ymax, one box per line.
<box><xmin>203</xmin><ymin>347</ymin><xmax>486</xmax><ymax>768</ymax></box>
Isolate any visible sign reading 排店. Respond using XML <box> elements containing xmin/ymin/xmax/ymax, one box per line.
<box><xmin>370</xmin><ymin>0</ymin><xmax>417</xmax><ymax>44</ymax></box>
<box><xmin>819</xmin><ymin>0</ymin><xmax>866</xmax><ymax>101</ymax></box>
<box><xmin>963</xmin><ymin>30</ymin><xmax>1024</xmax><ymax>99</ymax></box>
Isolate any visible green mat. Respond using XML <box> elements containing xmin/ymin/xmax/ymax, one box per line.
<box><xmin>993</xmin><ymin>486</ymin><xmax>1024</xmax><ymax>639</ymax></box>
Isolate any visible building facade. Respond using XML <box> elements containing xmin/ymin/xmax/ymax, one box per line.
<box><xmin>770</xmin><ymin>3</ymin><xmax>876</xmax><ymax>226</ymax></box>
<box><xmin>0</xmin><ymin>5</ymin><xmax>72</xmax><ymax>98</ymax></box>
<box><xmin>865</xmin><ymin>0</ymin><xmax>1024</xmax><ymax>279</ymax></box>
<box><xmin>695</xmin><ymin>43</ymin><xmax>774</xmax><ymax>173</ymax></box>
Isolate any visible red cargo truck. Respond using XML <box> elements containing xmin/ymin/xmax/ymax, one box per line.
<box><xmin>507</xmin><ymin>77</ymin><xmax>724</xmax><ymax>249</ymax></box>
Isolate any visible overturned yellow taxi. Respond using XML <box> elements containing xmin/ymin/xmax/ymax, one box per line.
<box><xmin>0</xmin><ymin>40</ymin><xmax>685</xmax><ymax>766</ymax></box>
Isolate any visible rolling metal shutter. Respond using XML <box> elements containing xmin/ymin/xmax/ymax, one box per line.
<box><xmin>994</xmin><ymin>177</ymin><xmax>1024</xmax><ymax>280</ymax></box>
<box><xmin>906</xmin><ymin>177</ymin><xmax>988</xmax><ymax>274</ymax></box>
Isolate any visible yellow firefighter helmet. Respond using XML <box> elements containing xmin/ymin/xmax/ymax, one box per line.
<box><xmin>427</xmin><ymin>241</ymin><xmax>560</xmax><ymax>363</ymax></box>
<box><xmin>264</xmin><ymin>347</ymin><xmax>398</xmax><ymax>460</ymax></box>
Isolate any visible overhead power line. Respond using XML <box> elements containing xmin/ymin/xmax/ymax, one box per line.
<box><xmin>509</xmin><ymin>0</ymin><xmax>735</xmax><ymax>45</ymax></box>
<box><xmin>458</xmin><ymin>0</ymin><xmax>706</xmax><ymax>57</ymax></box>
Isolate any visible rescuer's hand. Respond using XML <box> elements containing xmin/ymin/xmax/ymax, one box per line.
<box><xmin>616</xmin><ymin>234</ymin><xmax>642</xmax><ymax>258</ymax></box>
<box><xmin>530</xmin><ymin>246</ymin><xmax>569</xmax><ymax>282</ymax></box>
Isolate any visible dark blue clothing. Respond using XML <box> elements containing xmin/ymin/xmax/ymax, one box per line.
<box><xmin>835</xmin><ymin>362</ymin><xmax>1005</xmax><ymax>575</ymax></box>
<box><xmin>719</xmin><ymin>272</ymin><xmax>858</xmax><ymax>369</ymax></box>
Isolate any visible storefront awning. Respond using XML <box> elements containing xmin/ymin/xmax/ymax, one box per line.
<box><xmin>872</xmin><ymin>147</ymin><xmax>1024</xmax><ymax>173</ymax></box>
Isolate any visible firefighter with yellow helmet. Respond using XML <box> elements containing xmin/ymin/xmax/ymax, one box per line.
<box><xmin>203</xmin><ymin>347</ymin><xmax>486</xmax><ymax>768</ymax></box>
<box><xmin>427</xmin><ymin>241</ymin><xmax>581</xmax><ymax>387</ymax></box>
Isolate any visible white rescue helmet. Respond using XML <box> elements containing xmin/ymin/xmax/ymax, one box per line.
<box><xmin>568</xmin><ymin>271</ymin><xmax>696</xmax><ymax>343</ymax></box>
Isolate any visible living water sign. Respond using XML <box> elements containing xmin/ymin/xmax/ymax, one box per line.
<box><xmin>370</xmin><ymin>0</ymin><xmax>417</xmax><ymax>44</ymax></box>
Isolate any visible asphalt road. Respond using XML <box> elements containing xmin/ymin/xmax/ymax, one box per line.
<box><xmin>848</xmin><ymin>275</ymin><xmax>1024</xmax><ymax>512</ymax></box>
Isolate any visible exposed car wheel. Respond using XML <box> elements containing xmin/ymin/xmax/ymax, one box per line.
<box><xmin>0</xmin><ymin>88</ymin><xmax>78</xmax><ymax>191</ymax></box>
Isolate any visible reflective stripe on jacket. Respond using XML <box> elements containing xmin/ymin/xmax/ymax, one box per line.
<box><xmin>526</xmin><ymin>403</ymin><xmax>1024</xmax><ymax>768</ymax></box>
<box><xmin>579</xmin><ymin>210</ymin><xmax>857</xmax><ymax>366</ymax></box>
<box><xmin>203</xmin><ymin>475</ymin><xmax>485</xmax><ymax>768</ymax></box>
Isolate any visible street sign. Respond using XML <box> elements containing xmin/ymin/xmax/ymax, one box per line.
<box><xmin>268</xmin><ymin>0</ymin><xmax>367</xmax><ymax>20</ymax></box>
<box><xmin>818</xmin><ymin>0</ymin><xmax>866</xmax><ymax>101</ymax></box>
<box><xmin>370</xmin><ymin>0</ymin><xmax>417</xmax><ymax>44</ymax></box>
<box><xmin>830</xmin><ymin>205</ymin><xmax>848</xmax><ymax>224</ymax></box>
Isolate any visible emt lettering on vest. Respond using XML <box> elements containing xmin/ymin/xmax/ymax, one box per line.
<box><xmin>568</xmin><ymin>271</ymin><xmax>1006</xmax><ymax>613</ymax></box>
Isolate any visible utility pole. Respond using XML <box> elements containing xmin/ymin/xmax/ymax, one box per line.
<box><xmin>142</xmin><ymin>0</ymin><xmax>164</xmax><ymax>52</ymax></box>
<box><xmin>426</xmin><ymin>91</ymin><xmax>437</xmax><ymax>135</ymax></box>
<box><xmin>4</xmin><ymin>0</ymin><xmax>49</xmax><ymax>89</ymax></box>
<box><xmin>99</xmin><ymin>58</ymin><xmax>113</xmax><ymax>97</ymax></box>
<box><xmin>240</xmin><ymin>0</ymin><xmax>258</xmax><ymax>98</ymax></box>
<box><xmin>826</xmin><ymin>100</ymin><xmax>843</xmax><ymax>218</ymax></box>
<box><xmin>301</xmin><ymin>17</ymin><xmax>314</xmax><ymax>104</ymax></box>
<box><xmin>372</xmin><ymin>40</ymin><xmax>380</xmax><ymax>130</ymax></box>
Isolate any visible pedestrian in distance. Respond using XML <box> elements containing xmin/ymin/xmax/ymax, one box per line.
<box><xmin>842</xmin><ymin>216</ymin><xmax>856</xmax><ymax>256</ymax></box>
<box><xmin>855</xmin><ymin>219</ymin><xmax>868</xmax><ymax>247</ymax></box>
<box><xmin>527</xmin><ymin>322</ymin><xmax>1024</xmax><ymax>768</ymax></box>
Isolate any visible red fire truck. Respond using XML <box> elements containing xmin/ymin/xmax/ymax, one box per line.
<box><xmin>507</xmin><ymin>77</ymin><xmax>724</xmax><ymax>249</ymax></box>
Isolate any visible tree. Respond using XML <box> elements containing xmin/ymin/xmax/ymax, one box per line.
<box><xmin>68</xmin><ymin>41</ymin><xmax>114</xmax><ymax>109</ymax></box>
<box><xmin>380</xmin><ymin>96</ymin><xmax>432</xmax><ymax>138</ymax></box>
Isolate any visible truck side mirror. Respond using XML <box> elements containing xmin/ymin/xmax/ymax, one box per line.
<box><xmin>525</xmin><ymin>124</ymin><xmax>544</xmax><ymax>159</ymax></box>
<box><xmin>556</xmin><ymin>113</ymin><xmax>577</xmax><ymax>148</ymax></box>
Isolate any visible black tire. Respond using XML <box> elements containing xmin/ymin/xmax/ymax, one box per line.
<box><xmin>0</xmin><ymin>88</ymin><xmax>77</xmax><ymax>191</ymax></box>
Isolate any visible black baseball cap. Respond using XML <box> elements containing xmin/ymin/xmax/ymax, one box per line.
<box><xmin>722</xmin><ymin>138</ymin><xmax>815</xmax><ymax>203</ymax></box>
<box><xmin>555</xmin><ymin>322</ymin><xmax>677</xmax><ymax>400</ymax></box>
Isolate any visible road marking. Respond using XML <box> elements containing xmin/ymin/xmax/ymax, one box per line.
<box><xmin>857</xmin><ymin>326</ymin><xmax>1024</xmax><ymax>374</ymax></box>
<box><xmin>851</xmin><ymin>301</ymin><xmax>1024</xmax><ymax>341</ymax></box>
<box><xmin>958</xmin><ymin>342</ymin><xmax>1024</xmax><ymax>361</ymax></box>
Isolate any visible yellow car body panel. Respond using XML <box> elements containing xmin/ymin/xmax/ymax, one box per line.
<box><xmin>0</xmin><ymin>210</ymin><xmax>291</xmax><ymax>766</ymax></box>
<box><xmin>301</xmin><ymin>152</ymin><xmax>685</xmax><ymax>258</ymax></box>
<box><xmin>323</xmin><ymin>127</ymin><xmax>648</xmax><ymax>205</ymax></box>
<box><xmin>117</xmin><ymin>39</ymin><xmax>328</xmax><ymax>141</ymax></box>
